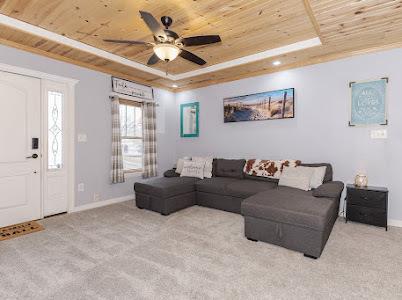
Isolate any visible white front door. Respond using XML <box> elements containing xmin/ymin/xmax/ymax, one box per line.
<box><xmin>0</xmin><ymin>71</ymin><xmax>41</xmax><ymax>227</ymax></box>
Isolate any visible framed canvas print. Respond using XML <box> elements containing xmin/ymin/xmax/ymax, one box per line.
<box><xmin>223</xmin><ymin>88</ymin><xmax>294</xmax><ymax>123</ymax></box>
<box><xmin>180</xmin><ymin>102</ymin><xmax>199</xmax><ymax>137</ymax></box>
<box><xmin>349</xmin><ymin>78</ymin><xmax>388</xmax><ymax>126</ymax></box>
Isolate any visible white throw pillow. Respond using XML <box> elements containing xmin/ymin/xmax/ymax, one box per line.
<box><xmin>309</xmin><ymin>166</ymin><xmax>327</xmax><ymax>189</ymax></box>
<box><xmin>192</xmin><ymin>156</ymin><xmax>213</xmax><ymax>178</ymax></box>
<box><xmin>180</xmin><ymin>161</ymin><xmax>205</xmax><ymax>179</ymax></box>
<box><xmin>279</xmin><ymin>166</ymin><xmax>315</xmax><ymax>191</ymax></box>
<box><xmin>176</xmin><ymin>157</ymin><xmax>191</xmax><ymax>174</ymax></box>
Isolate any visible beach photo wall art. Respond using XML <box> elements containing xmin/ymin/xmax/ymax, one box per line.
<box><xmin>223</xmin><ymin>88</ymin><xmax>295</xmax><ymax>123</ymax></box>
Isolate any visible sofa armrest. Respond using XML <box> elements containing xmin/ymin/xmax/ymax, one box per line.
<box><xmin>163</xmin><ymin>169</ymin><xmax>180</xmax><ymax>178</ymax></box>
<box><xmin>313</xmin><ymin>181</ymin><xmax>344</xmax><ymax>199</ymax></box>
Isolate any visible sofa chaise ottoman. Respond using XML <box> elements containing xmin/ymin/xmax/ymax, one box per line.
<box><xmin>241</xmin><ymin>183</ymin><xmax>343</xmax><ymax>258</ymax></box>
<box><xmin>134</xmin><ymin>176</ymin><xmax>200</xmax><ymax>215</ymax></box>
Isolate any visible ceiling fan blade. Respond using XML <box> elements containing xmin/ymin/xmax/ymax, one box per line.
<box><xmin>139</xmin><ymin>11</ymin><xmax>167</xmax><ymax>41</ymax></box>
<box><xmin>179</xmin><ymin>49</ymin><xmax>206</xmax><ymax>65</ymax></box>
<box><xmin>103</xmin><ymin>39</ymin><xmax>153</xmax><ymax>46</ymax></box>
<box><xmin>182</xmin><ymin>35</ymin><xmax>221</xmax><ymax>46</ymax></box>
<box><xmin>147</xmin><ymin>53</ymin><xmax>160</xmax><ymax>65</ymax></box>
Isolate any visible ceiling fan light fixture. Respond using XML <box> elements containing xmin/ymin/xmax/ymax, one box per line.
<box><xmin>153</xmin><ymin>44</ymin><xmax>180</xmax><ymax>62</ymax></box>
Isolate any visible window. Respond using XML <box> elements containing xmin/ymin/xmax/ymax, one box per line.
<box><xmin>48</xmin><ymin>91</ymin><xmax>63</xmax><ymax>170</ymax></box>
<box><xmin>120</xmin><ymin>101</ymin><xmax>143</xmax><ymax>172</ymax></box>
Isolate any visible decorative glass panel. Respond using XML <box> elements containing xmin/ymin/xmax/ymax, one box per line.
<box><xmin>122</xmin><ymin>138</ymin><xmax>143</xmax><ymax>170</ymax></box>
<box><xmin>48</xmin><ymin>91</ymin><xmax>63</xmax><ymax>169</ymax></box>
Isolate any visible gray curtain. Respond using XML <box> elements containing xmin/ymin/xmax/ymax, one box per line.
<box><xmin>142</xmin><ymin>102</ymin><xmax>157</xmax><ymax>178</ymax></box>
<box><xmin>110</xmin><ymin>96</ymin><xmax>125</xmax><ymax>183</ymax></box>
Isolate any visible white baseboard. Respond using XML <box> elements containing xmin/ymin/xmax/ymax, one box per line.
<box><xmin>70</xmin><ymin>195</ymin><xmax>134</xmax><ymax>213</ymax></box>
<box><xmin>389</xmin><ymin>219</ymin><xmax>402</xmax><ymax>228</ymax></box>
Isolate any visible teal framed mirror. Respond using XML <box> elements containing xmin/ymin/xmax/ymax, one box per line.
<box><xmin>180</xmin><ymin>102</ymin><xmax>199</xmax><ymax>137</ymax></box>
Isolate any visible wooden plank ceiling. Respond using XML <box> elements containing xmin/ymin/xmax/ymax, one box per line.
<box><xmin>0</xmin><ymin>0</ymin><xmax>402</xmax><ymax>91</ymax></box>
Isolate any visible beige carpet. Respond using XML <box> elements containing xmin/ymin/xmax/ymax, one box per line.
<box><xmin>0</xmin><ymin>200</ymin><xmax>401</xmax><ymax>300</ymax></box>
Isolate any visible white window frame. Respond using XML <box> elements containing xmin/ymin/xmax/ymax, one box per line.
<box><xmin>119</xmin><ymin>100</ymin><xmax>143</xmax><ymax>174</ymax></box>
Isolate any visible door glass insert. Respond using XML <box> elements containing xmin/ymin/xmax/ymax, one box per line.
<box><xmin>48</xmin><ymin>91</ymin><xmax>63</xmax><ymax>170</ymax></box>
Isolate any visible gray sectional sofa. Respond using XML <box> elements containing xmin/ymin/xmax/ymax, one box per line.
<box><xmin>134</xmin><ymin>159</ymin><xmax>344</xmax><ymax>258</ymax></box>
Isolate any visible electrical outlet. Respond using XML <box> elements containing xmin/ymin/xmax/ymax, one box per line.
<box><xmin>93</xmin><ymin>193</ymin><xmax>100</xmax><ymax>202</ymax></box>
<box><xmin>78</xmin><ymin>183</ymin><xmax>85</xmax><ymax>192</ymax></box>
<box><xmin>370</xmin><ymin>129</ymin><xmax>387</xmax><ymax>139</ymax></box>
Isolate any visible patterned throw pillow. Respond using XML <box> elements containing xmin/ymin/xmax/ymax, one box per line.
<box><xmin>176</xmin><ymin>157</ymin><xmax>191</xmax><ymax>174</ymax></box>
<box><xmin>180</xmin><ymin>161</ymin><xmax>205</xmax><ymax>179</ymax></box>
<box><xmin>192</xmin><ymin>156</ymin><xmax>214</xmax><ymax>178</ymax></box>
<box><xmin>243</xmin><ymin>159</ymin><xmax>301</xmax><ymax>179</ymax></box>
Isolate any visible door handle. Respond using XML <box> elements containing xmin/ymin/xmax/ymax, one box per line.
<box><xmin>26</xmin><ymin>154</ymin><xmax>39</xmax><ymax>159</ymax></box>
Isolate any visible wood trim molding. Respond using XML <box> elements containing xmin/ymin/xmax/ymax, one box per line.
<box><xmin>303</xmin><ymin>0</ymin><xmax>323</xmax><ymax>41</ymax></box>
<box><xmin>0</xmin><ymin>36</ymin><xmax>172</xmax><ymax>91</ymax></box>
<box><xmin>173</xmin><ymin>38</ymin><xmax>322</xmax><ymax>80</ymax></box>
<box><xmin>175</xmin><ymin>40</ymin><xmax>402</xmax><ymax>92</ymax></box>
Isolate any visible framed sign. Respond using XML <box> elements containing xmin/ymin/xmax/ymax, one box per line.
<box><xmin>111</xmin><ymin>77</ymin><xmax>153</xmax><ymax>101</ymax></box>
<box><xmin>349</xmin><ymin>78</ymin><xmax>388</xmax><ymax>126</ymax></box>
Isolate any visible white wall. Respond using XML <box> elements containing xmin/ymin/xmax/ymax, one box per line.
<box><xmin>176</xmin><ymin>48</ymin><xmax>402</xmax><ymax>223</ymax></box>
<box><xmin>0</xmin><ymin>44</ymin><xmax>177</xmax><ymax>208</ymax></box>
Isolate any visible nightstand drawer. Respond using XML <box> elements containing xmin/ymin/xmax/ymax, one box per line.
<box><xmin>347</xmin><ymin>189</ymin><xmax>386</xmax><ymax>209</ymax></box>
<box><xmin>347</xmin><ymin>205</ymin><xmax>386</xmax><ymax>227</ymax></box>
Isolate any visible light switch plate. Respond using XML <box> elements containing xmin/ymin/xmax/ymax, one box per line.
<box><xmin>78</xmin><ymin>133</ymin><xmax>87</xmax><ymax>143</ymax></box>
<box><xmin>78</xmin><ymin>183</ymin><xmax>85</xmax><ymax>192</ymax></box>
<box><xmin>370</xmin><ymin>129</ymin><xmax>387</xmax><ymax>139</ymax></box>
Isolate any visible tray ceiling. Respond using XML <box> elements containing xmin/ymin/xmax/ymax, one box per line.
<box><xmin>0</xmin><ymin>0</ymin><xmax>402</xmax><ymax>91</ymax></box>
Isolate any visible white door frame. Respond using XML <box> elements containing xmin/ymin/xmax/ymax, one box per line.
<box><xmin>0</xmin><ymin>62</ymin><xmax>78</xmax><ymax>216</ymax></box>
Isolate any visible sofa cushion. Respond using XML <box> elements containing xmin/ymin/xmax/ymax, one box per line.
<box><xmin>134</xmin><ymin>177</ymin><xmax>199</xmax><ymax>198</ymax></box>
<box><xmin>195</xmin><ymin>177</ymin><xmax>242</xmax><ymax>195</ymax></box>
<box><xmin>226</xmin><ymin>180</ymin><xmax>277</xmax><ymax>198</ymax></box>
<box><xmin>313</xmin><ymin>181</ymin><xmax>344</xmax><ymax>199</ymax></box>
<box><xmin>300</xmin><ymin>163</ymin><xmax>333</xmax><ymax>183</ymax></box>
<box><xmin>241</xmin><ymin>187</ymin><xmax>337</xmax><ymax>231</ymax></box>
<box><xmin>244</xmin><ymin>174</ymin><xmax>279</xmax><ymax>184</ymax></box>
<box><xmin>214</xmin><ymin>159</ymin><xmax>246</xmax><ymax>179</ymax></box>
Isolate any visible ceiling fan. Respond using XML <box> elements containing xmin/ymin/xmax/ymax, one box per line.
<box><xmin>104</xmin><ymin>11</ymin><xmax>221</xmax><ymax>66</ymax></box>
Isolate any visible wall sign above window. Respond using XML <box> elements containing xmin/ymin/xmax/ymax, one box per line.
<box><xmin>111</xmin><ymin>77</ymin><xmax>153</xmax><ymax>101</ymax></box>
<box><xmin>349</xmin><ymin>78</ymin><xmax>388</xmax><ymax>126</ymax></box>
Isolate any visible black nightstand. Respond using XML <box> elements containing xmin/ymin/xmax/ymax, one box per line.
<box><xmin>345</xmin><ymin>184</ymin><xmax>388</xmax><ymax>230</ymax></box>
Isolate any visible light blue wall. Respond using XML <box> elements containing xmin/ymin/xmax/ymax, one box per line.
<box><xmin>2</xmin><ymin>42</ymin><xmax>401</xmax><ymax>223</ymax></box>
<box><xmin>0</xmin><ymin>44</ymin><xmax>176</xmax><ymax>207</ymax></box>
<box><xmin>176</xmin><ymin>48</ymin><xmax>402</xmax><ymax>222</ymax></box>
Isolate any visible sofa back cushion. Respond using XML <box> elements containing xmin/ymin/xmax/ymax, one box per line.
<box><xmin>300</xmin><ymin>163</ymin><xmax>333</xmax><ymax>183</ymax></box>
<box><xmin>214</xmin><ymin>159</ymin><xmax>246</xmax><ymax>179</ymax></box>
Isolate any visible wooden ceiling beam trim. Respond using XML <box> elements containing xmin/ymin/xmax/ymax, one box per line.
<box><xmin>174</xmin><ymin>39</ymin><xmax>402</xmax><ymax>92</ymax></box>
<box><xmin>302</xmin><ymin>0</ymin><xmax>323</xmax><ymax>41</ymax></box>
<box><xmin>0</xmin><ymin>34</ymin><xmax>172</xmax><ymax>91</ymax></box>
